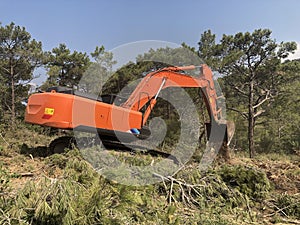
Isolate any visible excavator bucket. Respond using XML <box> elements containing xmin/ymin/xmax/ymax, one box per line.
<box><xmin>204</xmin><ymin>120</ymin><xmax>235</xmax><ymax>161</ymax></box>
<box><xmin>205</xmin><ymin>120</ymin><xmax>235</xmax><ymax>146</ymax></box>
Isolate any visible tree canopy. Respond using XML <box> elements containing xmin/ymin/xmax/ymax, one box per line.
<box><xmin>198</xmin><ymin>29</ymin><xmax>297</xmax><ymax>157</ymax></box>
<box><xmin>44</xmin><ymin>43</ymin><xmax>90</xmax><ymax>89</ymax></box>
<box><xmin>0</xmin><ymin>22</ymin><xmax>45</xmax><ymax>125</ymax></box>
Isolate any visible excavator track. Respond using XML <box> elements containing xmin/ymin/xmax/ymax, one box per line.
<box><xmin>49</xmin><ymin>135</ymin><xmax>179</xmax><ymax>163</ymax></box>
<box><xmin>49</xmin><ymin>136</ymin><xmax>76</xmax><ymax>154</ymax></box>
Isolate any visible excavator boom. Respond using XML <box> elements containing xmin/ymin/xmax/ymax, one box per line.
<box><xmin>121</xmin><ymin>65</ymin><xmax>224</xmax><ymax>124</ymax></box>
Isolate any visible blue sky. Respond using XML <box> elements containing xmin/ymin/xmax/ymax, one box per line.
<box><xmin>1</xmin><ymin>0</ymin><xmax>300</xmax><ymax>54</ymax></box>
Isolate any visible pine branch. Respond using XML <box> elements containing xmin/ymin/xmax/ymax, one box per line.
<box><xmin>0</xmin><ymin>133</ymin><xmax>9</xmax><ymax>146</ymax></box>
<box><xmin>254</xmin><ymin>109</ymin><xmax>265</xmax><ymax>118</ymax></box>
<box><xmin>253</xmin><ymin>90</ymin><xmax>271</xmax><ymax>109</ymax></box>
<box><xmin>153</xmin><ymin>172</ymin><xmax>206</xmax><ymax>206</ymax></box>
<box><xmin>227</xmin><ymin>107</ymin><xmax>248</xmax><ymax>119</ymax></box>
<box><xmin>226</xmin><ymin>80</ymin><xmax>248</xmax><ymax>97</ymax></box>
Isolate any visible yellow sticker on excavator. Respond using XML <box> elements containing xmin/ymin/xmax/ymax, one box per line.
<box><xmin>44</xmin><ymin>108</ymin><xmax>54</xmax><ymax>115</ymax></box>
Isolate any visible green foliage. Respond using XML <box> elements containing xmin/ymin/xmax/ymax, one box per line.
<box><xmin>43</xmin><ymin>43</ymin><xmax>90</xmax><ymax>89</ymax></box>
<box><xmin>0</xmin><ymin>164</ymin><xmax>11</xmax><ymax>199</ymax></box>
<box><xmin>105</xmin><ymin>45</ymin><xmax>203</xmax><ymax>95</ymax></box>
<box><xmin>256</xmin><ymin>59</ymin><xmax>300</xmax><ymax>153</ymax></box>
<box><xmin>102</xmin><ymin>61</ymin><xmax>162</xmax><ymax>95</ymax></box>
<box><xmin>1</xmin><ymin>142</ymin><xmax>299</xmax><ymax>225</ymax></box>
<box><xmin>218</xmin><ymin>165</ymin><xmax>271</xmax><ymax>200</ymax></box>
<box><xmin>79</xmin><ymin>45</ymin><xmax>116</xmax><ymax>95</ymax></box>
<box><xmin>136</xmin><ymin>45</ymin><xmax>202</xmax><ymax>68</ymax></box>
<box><xmin>0</xmin><ymin>22</ymin><xmax>46</xmax><ymax>125</ymax></box>
<box><xmin>199</xmin><ymin>29</ymin><xmax>297</xmax><ymax>156</ymax></box>
<box><xmin>8</xmin><ymin>179</ymin><xmax>82</xmax><ymax>225</ymax></box>
<box><xmin>0</xmin><ymin>121</ymin><xmax>54</xmax><ymax>154</ymax></box>
<box><xmin>46</xmin><ymin>153</ymin><xmax>68</xmax><ymax>169</ymax></box>
<box><xmin>198</xmin><ymin>30</ymin><xmax>217</xmax><ymax>66</ymax></box>
<box><xmin>276</xmin><ymin>194</ymin><xmax>300</xmax><ymax>218</ymax></box>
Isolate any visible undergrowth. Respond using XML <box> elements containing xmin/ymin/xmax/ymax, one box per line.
<box><xmin>1</xmin><ymin>146</ymin><xmax>298</xmax><ymax>225</ymax></box>
<box><xmin>0</xmin><ymin>127</ymin><xmax>299</xmax><ymax>224</ymax></box>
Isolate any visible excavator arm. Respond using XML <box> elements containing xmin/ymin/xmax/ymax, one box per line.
<box><xmin>122</xmin><ymin>65</ymin><xmax>225</xmax><ymax>126</ymax></box>
<box><xmin>120</xmin><ymin>64</ymin><xmax>235</xmax><ymax>146</ymax></box>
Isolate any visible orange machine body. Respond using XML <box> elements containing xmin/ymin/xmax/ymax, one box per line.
<box><xmin>25</xmin><ymin>65</ymin><xmax>225</xmax><ymax>137</ymax></box>
<box><xmin>25</xmin><ymin>92</ymin><xmax>143</xmax><ymax>133</ymax></box>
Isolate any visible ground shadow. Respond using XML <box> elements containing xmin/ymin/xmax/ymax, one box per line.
<box><xmin>20</xmin><ymin>143</ymin><xmax>53</xmax><ymax>157</ymax></box>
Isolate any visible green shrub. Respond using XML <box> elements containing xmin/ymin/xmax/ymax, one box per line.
<box><xmin>0</xmin><ymin>164</ymin><xmax>11</xmax><ymax>200</ymax></box>
<box><xmin>276</xmin><ymin>194</ymin><xmax>300</xmax><ymax>218</ymax></box>
<box><xmin>46</xmin><ymin>153</ymin><xmax>68</xmax><ymax>169</ymax></box>
<box><xmin>217</xmin><ymin>165</ymin><xmax>271</xmax><ymax>200</ymax></box>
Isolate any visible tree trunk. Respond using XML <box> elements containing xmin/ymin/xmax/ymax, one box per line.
<box><xmin>248</xmin><ymin>79</ymin><xmax>255</xmax><ymax>158</ymax></box>
<box><xmin>10</xmin><ymin>65</ymin><xmax>16</xmax><ymax>127</ymax></box>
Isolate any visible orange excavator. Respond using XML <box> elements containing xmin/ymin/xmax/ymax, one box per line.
<box><xmin>25</xmin><ymin>64</ymin><xmax>233</xmax><ymax>154</ymax></box>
